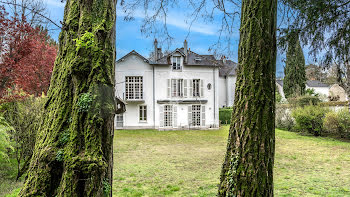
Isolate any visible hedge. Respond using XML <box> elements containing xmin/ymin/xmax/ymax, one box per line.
<box><xmin>219</xmin><ymin>108</ymin><xmax>232</xmax><ymax>124</ymax></box>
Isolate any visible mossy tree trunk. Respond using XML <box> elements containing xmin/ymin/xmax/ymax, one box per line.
<box><xmin>218</xmin><ymin>0</ymin><xmax>277</xmax><ymax>196</ymax></box>
<box><xmin>19</xmin><ymin>0</ymin><xmax>116</xmax><ymax>196</ymax></box>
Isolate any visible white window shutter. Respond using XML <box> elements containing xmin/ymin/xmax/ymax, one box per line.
<box><xmin>160</xmin><ymin>106</ymin><xmax>164</xmax><ymax>128</ymax></box>
<box><xmin>183</xmin><ymin>79</ymin><xmax>187</xmax><ymax>97</ymax></box>
<box><xmin>201</xmin><ymin>105</ymin><xmax>206</xmax><ymax>127</ymax></box>
<box><xmin>188</xmin><ymin>105</ymin><xmax>192</xmax><ymax>127</ymax></box>
<box><xmin>167</xmin><ymin>79</ymin><xmax>171</xmax><ymax>98</ymax></box>
<box><xmin>189</xmin><ymin>79</ymin><xmax>193</xmax><ymax>97</ymax></box>
<box><xmin>200</xmin><ymin>79</ymin><xmax>204</xmax><ymax>97</ymax></box>
<box><xmin>173</xmin><ymin>106</ymin><xmax>177</xmax><ymax>128</ymax></box>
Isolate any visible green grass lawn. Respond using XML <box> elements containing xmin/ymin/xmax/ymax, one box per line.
<box><xmin>1</xmin><ymin>126</ymin><xmax>350</xmax><ymax>196</ymax></box>
<box><xmin>113</xmin><ymin>126</ymin><xmax>350</xmax><ymax>197</ymax></box>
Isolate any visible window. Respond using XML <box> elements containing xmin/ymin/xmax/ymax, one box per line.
<box><xmin>116</xmin><ymin>114</ymin><xmax>123</xmax><ymax>127</ymax></box>
<box><xmin>172</xmin><ymin>56</ymin><xmax>181</xmax><ymax>70</ymax></box>
<box><xmin>207</xmin><ymin>83</ymin><xmax>212</xmax><ymax>90</ymax></box>
<box><xmin>125</xmin><ymin>76</ymin><xmax>143</xmax><ymax>99</ymax></box>
<box><xmin>192</xmin><ymin>79</ymin><xmax>200</xmax><ymax>97</ymax></box>
<box><xmin>171</xmin><ymin>79</ymin><xmax>183</xmax><ymax>97</ymax></box>
<box><xmin>192</xmin><ymin>105</ymin><xmax>201</xmax><ymax>126</ymax></box>
<box><xmin>164</xmin><ymin>105</ymin><xmax>173</xmax><ymax>127</ymax></box>
<box><xmin>139</xmin><ymin>105</ymin><xmax>147</xmax><ymax>122</ymax></box>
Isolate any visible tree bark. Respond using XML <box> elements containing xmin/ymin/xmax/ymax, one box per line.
<box><xmin>218</xmin><ymin>0</ymin><xmax>277</xmax><ymax>196</ymax></box>
<box><xmin>19</xmin><ymin>0</ymin><xmax>116</xmax><ymax>195</ymax></box>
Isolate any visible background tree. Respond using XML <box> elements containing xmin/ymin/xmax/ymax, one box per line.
<box><xmin>0</xmin><ymin>6</ymin><xmax>57</xmax><ymax>97</ymax></box>
<box><xmin>283</xmin><ymin>37</ymin><xmax>306</xmax><ymax>98</ymax></box>
<box><xmin>305</xmin><ymin>64</ymin><xmax>326</xmax><ymax>82</ymax></box>
<box><xmin>279</xmin><ymin>0</ymin><xmax>350</xmax><ymax>100</ymax></box>
<box><xmin>218</xmin><ymin>0</ymin><xmax>277</xmax><ymax>196</ymax></box>
<box><xmin>0</xmin><ymin>0</ymin><xmax>49</xmax><ymax>27</ymax></box>
<box><xmin>19</xmin><ymin>0</ymin><xmax>116</xmax><ymax>195</ymax></box>
<box><xmin>1</xmin><ymin>96</ymin><xmax>46</xmax><ymax>180</ymax></box>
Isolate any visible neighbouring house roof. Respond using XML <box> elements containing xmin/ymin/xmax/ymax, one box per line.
<box><xmin>306</xmin><ymin>80</ymin><xmax>329</xmax><ymax>88</ymax></box>
<box><xmin>116</xmin><ymin>50</ymin><xmax>149</xmax><ymax>63</ymax></box>
<box><xmin>276</xmin><ymin>79</ymin><xmax>283</xmax><ymax>87</ymax></box>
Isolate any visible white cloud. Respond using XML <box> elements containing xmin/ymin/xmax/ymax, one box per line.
<box><xmin>117</xmin><ymin>8</ymin><xmax>217</xmax><ymax>36</ymax></box>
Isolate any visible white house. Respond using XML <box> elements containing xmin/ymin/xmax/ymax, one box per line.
<box><xmin>276</xmin><ymin>79</ymin><xmax>285</xmax><ymax>99</ymax></box>
<box><xmin>115</xmin><ymin>39</ymin><xmax>237</xmax><ymax>130</ymax></box>
<box><xmin>305</xmin><ymin>80</ymin><xmax>330</xmax><ymax>98</ymax></box>
<box><xmin>276</xmin><ymin>79</ymin><xmax>331</xmax><ymax>100</ymax></box>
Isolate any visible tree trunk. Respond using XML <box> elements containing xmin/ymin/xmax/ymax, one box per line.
<box><xmin>218</xmin><ymin>0</ymin><xmax>277</xmax><ymax>196</ymax></box>
<box><xmin>19</xmin><ymin>0</ymin><xmax>116</xmax><ymax>195</ymax></box>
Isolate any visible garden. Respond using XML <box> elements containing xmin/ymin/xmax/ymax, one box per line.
<box><xmin>2</xmin><ymin>123</ymin><xmax>350</xmax><ymax>196</ymax></box>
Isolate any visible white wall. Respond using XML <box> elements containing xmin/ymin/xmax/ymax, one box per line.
<box><xmin>218</xmin><ymin>76</ymin><xmax>236</xmax><ymax>108</ymax></box>
<box><xmin>154</xmin><ymin>61</ymin><xmax>219</xmax><ymax>128</ymax></box>
<box><xmin>115</xmin><ymin>52</ymin><xmax>220</xmax><ymax>129</ymax></box>
<box><xmin>218</xmin><ymin>77</ymin><xmax>227</xmax><ymax>108</ymax></box>
<box><xmin>306</xmin><ymin>86</ymin><xmax>330</xmax><ymax>100</ymax></box>
<box><xmin>115</xmin><ymin>54</ymin><xmax>155</xmax><ymax>129</ymax></box>
<box><xmin>276</xmin><ymin>83</ymin><xmax>285</xmax><ymax>99</ymax></box>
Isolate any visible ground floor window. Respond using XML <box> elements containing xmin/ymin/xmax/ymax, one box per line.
<box><xmin>164</xmin><ymin>105</ymin><xmax>173</xmax><ymax>127</ymax></box>
<box><xmin>139</xmin><ymin>105</ymin><xmax>147</xmax><ymax>122</ymax></box>
<box><xmin>116</xmin><ymin>114</ymin><xmax>123</xmax><ymax>127</ymax></box>
<box><xmin>192</xmin><ymin>105</ymin><xmax>201</xmax><ymax>126</ymax></box>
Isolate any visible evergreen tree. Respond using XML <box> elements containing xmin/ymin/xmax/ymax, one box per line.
<box><xmin>283</xmin><ymin>37</ymin><xmax>306</xmax><ymax>98</ymax></box>
<box><xmin>218</xmin><ymin>0</ymin><xmax>277</xmax><ymax>196</ymax></box>
<box><xmin>19</xmin><ymin>0</ymin><xmax>116</xmax><ymax>195</ymax></box>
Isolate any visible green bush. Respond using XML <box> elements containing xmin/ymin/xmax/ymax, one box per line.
<box><xmin>219</xmin><ymin>108</ymin><xmax>232</xmax><ymax>124</ymax></box>
<box><xmin>324</xmin><ymin>109</ymin><xmax>350</xmax><ymax>139</ymax></box>
<box><xmin>323</xmin><ymin>111</ymin><xmax>340</xmax><ymax>134</ymax></box>
<box><xmin>291</xmin><ymin>105</ymin><xmax>328</xmax><ymax>136</ymax></box>
<box><xmin>275</xmin><ymin>106</ymin><xmax>294</xmax><ymax>131</ymax></box>
<box><xmin>1</xmin><ymin>96</ymin><xmax>46</xmax><ymax>179</ymax></box>
<box><xmin>4</xmin><ymin>188</ymin><xmax>21</xmax><ymax>197</ymax></box>
<box><xmin>336</xmin><ymin>109</ymin><xmax>350</xmax><ymax>138</ymax></box>
<box><xmin>0</xmin><ymin>117</ymin><xmax>14</xmax><ymax>162</ymax></box>
<box><xmin>288</xmin><ymin>95</ymin><xmax>321</xmax><ymax>107</ymax></box>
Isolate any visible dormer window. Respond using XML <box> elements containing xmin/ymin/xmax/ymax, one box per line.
<box><xmin>172</xmin><ymin>56</ymin><xmax>181</xmax><ymax>70</ymax></box>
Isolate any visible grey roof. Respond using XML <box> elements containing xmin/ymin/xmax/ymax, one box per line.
<box><xmin>276</xmin><ymin>79</ymin><xmax>283</xmax><ymax>86</ymax></box>
<box><xmin>306</xmin><ymin>80</ymin><xmax>329</xmax><ymax>87</ymax></box>
<box><xmin>219</xmin><ymin>60</ymin><xmax>237</xmax><ymax>77</ymax></box>
<box><xmin>116</xmin><ymin>47</ymin><xmax>237</xmax><ymax>76</ymax></box>
<box><xmin>151</xmin><ymin>48</ymin><xmax>221</xmax><ymax>67</ymax></box>
<box><xmin>116</xmin><ymin>50</ymin><xmax>149</xmax><ymax>63</ymax></box>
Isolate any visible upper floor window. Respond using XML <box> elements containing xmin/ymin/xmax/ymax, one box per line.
<box><xmin>125</xmin><ymin>76</ymin><xmax>143</xmax><ymax>100</ymax></box>
<box><xmin>172</xmin><ymin>56</ymin><xmax>181</xmax><ymax>70</ymax></box>
<box><xmin>171</xmin><ymin>79</ymin><xmax>183</xmax><ymax>97</ymax></box>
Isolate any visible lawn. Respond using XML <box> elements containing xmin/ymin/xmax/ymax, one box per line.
<box><xmin>1</xmin><ymin>126</ymin><xmax>350</xmax><ymax>196</ymax></box>
<box><xmin>113</xmin><ymin>126</ymin><xmax>350</xmax><ymax>197</ymax></box>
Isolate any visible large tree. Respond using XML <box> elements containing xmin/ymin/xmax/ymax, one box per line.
<box><xmin>19</xmin><ymin>0</ymin><xmax>116</xmax><ymax>195</ymax></box>
<box><xmin>218</xmin><ymin>0</ymin><xmax>277</xmax><ymax>196</ymax></box>
<box><xmin>280</xmin><ymin>0</ymin><xmax>350</xmax><ymax>100</ymax></box>
<box><xmin>283</xmin><ymin>37</ymin><xmax>306</xmax><ymax>98</ymax></box>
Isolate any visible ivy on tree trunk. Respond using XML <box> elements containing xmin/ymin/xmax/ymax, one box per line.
<box><xmin>218</xmin><ymin>0</ymin><xmax>277</xmax><ymax>196</ymax></box>
<box><xmin>19</xmin><ymin>0</ymin><xmax>116</xmax><ymax>196</ymax></box>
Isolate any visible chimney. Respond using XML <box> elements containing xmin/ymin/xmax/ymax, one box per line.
<box><xmin>223</xmin><ymin>56</ymin><xmax>227</xmax><ymax>64</ymax></box>
<box><xmin>157</xmin><ymin>48</ymin><xmax>163</xmax><ymax>59</ymax></box>
<box><xmin>154</xmin><ymin>38</ymin><xmax>158</xmax><ymax>62</ymax></box>
<box><xmin>184</xmin><ymin>39</ymin><xmax>188</xmax><ymax>62</ymax></box>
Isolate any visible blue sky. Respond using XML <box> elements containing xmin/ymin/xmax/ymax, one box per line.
<box><xmin>43</xmin><ymin>0</ymin><xmax>317</xmax><ymax>76</ymax></box>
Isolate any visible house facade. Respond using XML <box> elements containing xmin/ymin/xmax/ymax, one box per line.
<box><xmin>115</xmin><ymin>40</ymin><xmax>237</xmax><ymax>130</ymax></box>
